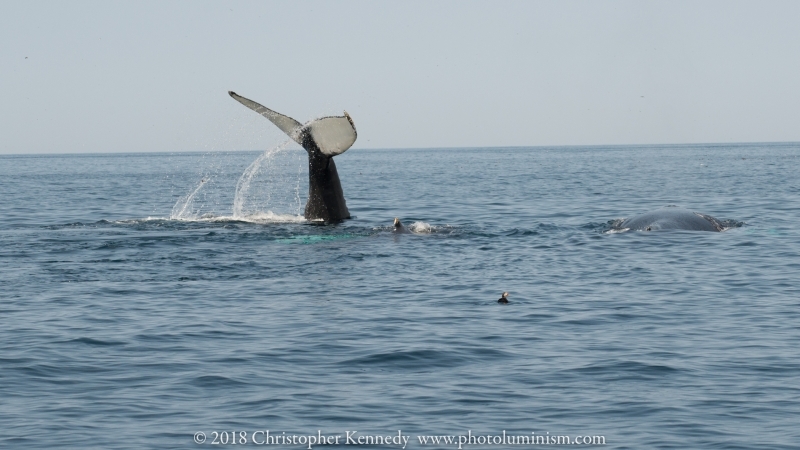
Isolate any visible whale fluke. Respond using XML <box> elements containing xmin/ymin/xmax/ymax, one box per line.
<box><xmin>305</xmin><ymin>112</ymin><xmax>357</xmax><ymax>157</ymax></box>
<box><xmin>228</xmin><ymin>91</ymin><xmax>357</xmax><ymax>222</ymax></box>
<box><xmin>228</xmin><ymin>91</ymin><xmax>356</xmax><ymax>157</ymax></box>
<box><xmin>229</xmin><ymin>91</ymin><xmax>303</xmax><ymax>142</ymax></box>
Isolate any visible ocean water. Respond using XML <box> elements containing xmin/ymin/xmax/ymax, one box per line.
<box><xmin>1</xmin><ymin>144</ymin><xmax>799</xmax><ymax>449</ymax></box>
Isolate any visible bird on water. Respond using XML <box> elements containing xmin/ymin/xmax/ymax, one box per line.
<box><xmin>497</xmin><ymin>292</ymin><xmax>509</xmax><ymax>304</ymax></box>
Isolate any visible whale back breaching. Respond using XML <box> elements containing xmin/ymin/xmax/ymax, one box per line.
<box><xmin>228</xmin><ymin>91</ymin><xmax>356</xmax><ymax>222</ymax></box>
<box><xmin>619</xmin><ymin>206</ymin><xmax>725</xmax><ymax>232</ymax></box>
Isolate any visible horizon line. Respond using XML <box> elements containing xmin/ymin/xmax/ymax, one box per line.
<box><xmin>1</xmin><ymin>140</ymin><xmax>798</xmax><ymax>157</ymax></box>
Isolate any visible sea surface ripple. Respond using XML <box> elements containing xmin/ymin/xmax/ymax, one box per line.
<box><xmin>1</xmin><ymin>144</ymin><xmax>799</xmax><ymax>449</ymax></box>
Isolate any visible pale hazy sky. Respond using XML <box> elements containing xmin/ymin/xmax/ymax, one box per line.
<box><xmin>2</xmin><ymin>1</ymin><xmax>799</xmax><ymax>154</ymax></box>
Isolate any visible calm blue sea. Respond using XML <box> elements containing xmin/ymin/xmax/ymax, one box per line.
<box><xmin>1</xmin><ymin>144</ymin><xmax>799</xmax><ymax>449</ymax></box>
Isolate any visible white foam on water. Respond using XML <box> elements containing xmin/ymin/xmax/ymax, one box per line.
<box><xmin>222</xmin><ymin>211</ymin><xmax>306</xmax><ymax>224</ymax></box>
<box><xmin>170</xmin><ymin>211</ymin><xmax>305</xmax><ymax>224</ymax></box>
<box><xmin>409</xmin><ymin>221</ymin><xmax>433</xmax><ymax>234</ymax></box>
<box><xmin>373</xmin><ymin>222</ymin><xmax>453</xmax><ymax>234</ymax></box>
<box><xmin>116</xmin><ymin>211</ymin><xmax>306</xmax><ymax>225</ymax></box>
<box><xmin>112</xmin><ymin>217</ymin><xmax>170</xmax><ymax>224</ymax></box>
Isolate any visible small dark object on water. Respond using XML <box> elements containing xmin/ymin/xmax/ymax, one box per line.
<box><xmin>393</xmin><ymin>217</ymin><xmax>410</xmax><ymax>234</ymax></box>
<box><xmin>497</xmin><ymin>292</ymin><xmax>509</xmax><ymax>304</ymax></box>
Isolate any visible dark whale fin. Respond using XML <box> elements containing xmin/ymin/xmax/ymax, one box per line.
<box><xmin>695</xmin><ymin>212</ymin><xmax>725</xmax><ymax>232</ymax></box>
<box><xmin>228</xmin><ymin>91</ymin><xmax>303</xmax><ymax>144</ymax></box>
<box><xmin>228</xmin><ymin>91</ymin><xmax>356</xmax><ymax>156</ymax></box>
<box><xmin>393</xmin><ymin>217</ymin><xmax>411</xmax><ymax>234</ymax></box>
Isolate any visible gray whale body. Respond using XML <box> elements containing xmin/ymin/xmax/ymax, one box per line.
<box><xmin>619</xmin><ymin>206</ymin><xmax>724</xmax><ymax>232</ymax></box>
<box><xmin>229</xmin><ymin>91</ymin><xmax>356</xmax><ymax>223</ymax></box>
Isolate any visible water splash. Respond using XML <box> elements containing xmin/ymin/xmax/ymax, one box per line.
<box><xmin>226</xmin><ymin>211</ymin><xmax>306</xmax><ymax>223</ymax></box>
<box><xmin>232</xmin><ymin>140</ymin><xmax>294</xmax><ymax>219</ymax></box>
<box><xmin>409</xmin><ymin>221</ymin><xmax>433</xmax><ymax>233</ymax></box>
<box><xmin>169</xmin><ymin>140</ymin><xmax>306</xmax><ymax>223</ymax></box>
<box><xmin>170</xmin><ymin>178</ymin><xmax>209</xmax><ymax>220</ymax></box>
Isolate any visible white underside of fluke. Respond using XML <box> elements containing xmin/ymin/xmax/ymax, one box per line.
<box><xmin>228</xmin><ymin>91</ymin><xmax>356</xmax><ymax>156</ymax></box>
<box><xmin>306</xmin><ymin>114</ymin><xmax>357</xmax><ymax>156</ymax></box>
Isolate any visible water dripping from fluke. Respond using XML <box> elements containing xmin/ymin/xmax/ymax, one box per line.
<box><xmin>232</xmin><ymin>140</ymin><xmax>292</xmax><ymax>219</ymax></box>
<box><xmin>170</xmin><ymin>140</ymin><xmax>306</xmax><ymax>224</ymax></box>
<box><xmin>170</xmin><ymin>177</ymin><xmax>209</xmax><ymax>220</ymax></box>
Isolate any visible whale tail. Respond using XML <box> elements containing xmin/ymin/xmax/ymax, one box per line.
<box><xmin>228</xmin><ymin>91</ymin><xmax>355</xmax><ymax>222</ymax></box>
<box><xmin>228</xmin><ymin>91</ymin><xmax>356</xmax><ymax>156</ymax></box>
